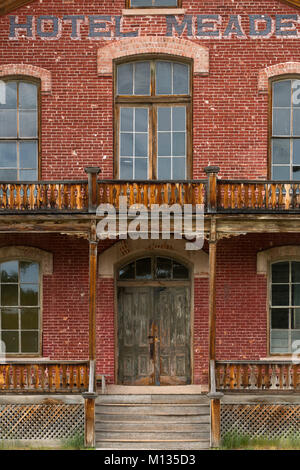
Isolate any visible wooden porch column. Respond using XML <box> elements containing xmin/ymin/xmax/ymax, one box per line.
<box><xmin>204</xmin><ymin>166</ymin><xmax>220</xmax><ymax>213</ymax></box>
<box><xmin>83</xmin><ymin>224</ymin><xmax>98</xmax><ymax>448</ymax></box>
<box><xmin>208</xmin><ymin>217</ymin><xmax>217</xmax><ymax>365</ymax></box>
<box><xmin>207</xmin><ymin>217</ymin><xmax>223</xmax><ymax>448</ymax></box>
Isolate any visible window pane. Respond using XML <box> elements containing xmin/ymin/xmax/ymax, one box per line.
<box><xmin>20</xmin><ymin>262</ymin><xmax>39</xmax><ymax>284</ymax></box>
<box><xmin>271</xmin><ymin>308</ymin><xmax>289</xmax><ymax>329</ymax></box>
<box><xmin>136</xmin><ymin>258</ymin><xmax>152</xmax><ymax>279</ymax></box>
<box><xmin>20</xmin><ymin>284</ymin><xmax>38</xmax><ymax>306</ymax></box>
<box><xmin>272</xmin><ymin>284</ymin><xmax>289</xmax><ymax>306</ymax></box>
<box><xmin>291</xmin><ymin>330</ymin><xmax>300</xmax><ymax>346</ymax></box>
<box><xmin>0</xmin><ymin>109</ymin><xmax>17</xmax><ymax>137</ymax></box>
<box><xmin>293</xmin><ymin>139</ymin><xmax>300</xmax><ymax>165</ymax></box>
<box><xmin>1</xmin><ymin>284</ymin><xmax>18</xmax><ymax>306</ymax></box>
<box><xmin>135</xmin><ymin>108</ymin><xmax>148</xmax><ymax>133</ymax></box>
<box><xmin>273</xmin><ymin>109</ymin><xmax>291</xmax><ymax>136</ymax></box>
<box><xmin>157</xmin><ymin>157</ymin><xmax>171</xmax><ymax>179</ymax></box>
<box><xmin>292</xmin><ymin>80</ymin><xmax>300</xmax><ymax>108</ymax></box>
<box><xmin>0</xmin><ymin>142</ymin><xmax>17</xmax><ymax>168</ymax></box>
<box><xmin>173</xmin><ymin>107</ymin><xmax>186</xmax><ymax>131</ymax></box>
<box><xmin>21</xmin><ymin>308</ymin><xmax>39</xmax><ymax>329</ymax></box>
<box><xmin>270</xmin><ymin>330</ymin><xmax>289</xmax><ymax>354</ymax></box>
<box><xmin>293</xmin><ymin>309</ymin><xmax>300</xmax><ymax>329</ymax></box>
<box><xmin>135</xmin><ymin>158</ymin><xmax>147</xmax><ymax>179</ymax></box>
<box><xmin>173</xmin><ymin>132</ymin><xmax>186</xmax><ymax>156</ymax></box>
<box><xmin>173</xmin><ymin>157</ymin><xmax>186</xmax><ymax>179</ymax></box>
<box><xmin>292</xmin><ymin>262</ymin><xmax>300</xmax><ymax>283</ymax></box>
<box><xmin>1</xmin><ymin>331</ymin><xmax>18</xmax><ymax>353</ymax></box>
<box><xmin>120</xmin><ymin>158</ymin><xmax>133</xmax><ymax>179</ymax></box>
<box><xmin>292</xmin><ymin>284</ymin><xmax>300</xmax><ymax>306</ymax></box>
<box><xmin>293</xmin><ymin>109</ymin><xmax>300</xmax><ymax>136</ymax></box>
<box><xmin>19</xmin><ymin>110</ymin><xmax>37</xmax><ymax>138</ymax></box>
<box><xmin>135</xmin><ymin>134</ymin><xmax>148</xmax><ymax>157</ymax></box>
<box><xmin>156</xmin><ymin>257</ymin><xmax>172</xmax><ymax>279</ymax></box>
<box><xmin>158</xmin><ymin>133</ymin><xmax>171</xmax><ymax>156</ymax></box>
<box><xmin>19</xmin><ymin>169</ymin><xmax>38</xmax><ymax>181</ymax></box>
<box><xmin>19</xmin><ymin>82</ymin><xmax>37</xmax><ymax>109</ymax></box>
<box><xmin>120</xmin><ymin>133</ymin><xmax>133</xmax><ymax>156</ymax></box>
<box><xmin>134</xmin><ymin>62</ymin><xmax>150</xmax><ymax>95</ymax></box>
<box><xmin>156</xmin><ymin>62</ymin><xmax>172</xmax><ymax>95</ymax></box>
<box><xmin>120</xmin><ymin>108</ymin><xmax>133</xmax><ymax>132</ymax></box>
<box><xmin>119</xmin><ymin>262</ymin><xmax>135</xmax><ymax>279</ymax></box>
<box><xmin>173</xmin><ymin>63</ymin><xmax>189</xmax><ymax>95</ymax></box>
<box><xmin>173</xmin><ymin>262</ymin><xmax>189</xmax><ymax>279</ymax></box>
<box><xmin>21</xmin><ymin>331</ymin><xmax>38</xmax><ymax>353</ymax></box>
<box><xmin>1</xmin><ymin>261</ymin><xmax>18</xmax><ymax>283</ymax></box>
<box><xmin>0</xmin><ymin>82</ymin><xmax>17</xmax><ymax>109</ymax></box>
<box><xmin>272</xmin><ymin>165</ymin><xmax>290</xmax><ymax>180</ymax></box>
<box><xmin>272</xmin><ymin>262</ymin><xmax>289</xmax><ymax>283</ymax></box>
<box><xmin>19</xmin><ymin>142</ymin><xmax>37</xmax><ymax>169</ymax></box>
<box><xmin>118</xmin><ymin>63</ymin><xmax>133</xmax><ymax>95</ymax></box>
<box><xmin>131</xmin><ymin>0</ymin><xmax>177</xmax><ymax>5</ymax></box>
<box><xmin>273</xmin><ymin>80</ymin><xmax>291</xmax><ymax>108</ymax></box>
<box><xmin>131</xmin><ymin>0</ymin><xmax>154</xmax><ymax>6</ymax></box>
<box><xmin>158</xmin><ymin>108</ymin><xmax>171</xmax><ymax>132</ymax></box>
<box><xmin>154</xmin><ymin>0</ymin><xmax>177</xmax><ymax>4</ymax></box>
<box><xmin>272</xmin><ymin>139</ymin><xmax>290</xmax><ymax>164</ymax></box>
<box><xmin>1</xmin><ymin>308</ymin><xmax>18</xmax><ymax>329</ymax></box>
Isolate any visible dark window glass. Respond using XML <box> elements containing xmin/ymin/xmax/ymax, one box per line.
<box><xmin>0</xmin><ymin>260</ymin><xmax>39</xmax><ymax>354</ymax></box>
<box><xmin>272</xmin><ymin>79</ymin><xmax>300</xmax><ymax>181</ymax></box>
<box><xmin>116</xmin><ymin>60</ymin><xmax>190</xmax><ymax>180</ymax></box>
<box><xmin>118</xmin><ymin>256</ymin><xmax>189</xmax><ymax>281</ymax></box>
<box><xmin>0</xmin><ymin>80</ymin><xmax>38</xmax><ymax>181</ymax></box>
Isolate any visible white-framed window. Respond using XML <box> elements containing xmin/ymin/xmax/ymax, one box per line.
<box><xmin>0</xmin><ymin>260</ymin><xmax>40</xmax><ymax>354</ymax></box>
<box><xmin>270</xmin><ymin>260</ymin><xmax>300</xmax><ymax>354</ymax></box>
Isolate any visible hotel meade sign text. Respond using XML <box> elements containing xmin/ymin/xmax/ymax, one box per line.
<box><xmin>7</xmin><ymin>14</ymin><xmax>300</xmax><ymax>40</ymax></box>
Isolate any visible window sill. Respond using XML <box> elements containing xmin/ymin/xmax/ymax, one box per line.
<box><xmin>0</xmin><ymin>357</ymin><xmax>49</xmax><ymax>363</ymax></box>
<box><xmin>260</xmin><ymin>357</ymin><xmax>295</xmax><ymax>361</ymax></box>
<box><xmin>122</xmin><ymin>8</ymin><xmax>185</xmax><ymax>16</ymax></box>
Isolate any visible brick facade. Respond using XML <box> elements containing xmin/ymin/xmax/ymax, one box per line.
<box><xmin>1</xmin><ymin>0</ymin><xmax>300</xmax><ymax>386</ymax></box>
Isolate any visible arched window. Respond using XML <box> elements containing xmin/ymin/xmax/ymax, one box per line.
<box><xmin>270</xmin><ymin>261</ymin><xmax>300</xmax><ymax>354</ymax></box>
<box><xmin>118</xmin><ymin>256</ymin><xmax>189</xmax><ymax>280</ymax></box>
<box><xmin>115</xmin><ymin>58</ymin><xmax>191</xmax><ymax>180</ymax></box>
<box><xmin>271</xmin><ymin>78</ymin><xmax>300</xmax><ymax>180</ymax></box>
<box><xmin>0</xmin><ymin>78</ymin><xmax>39</xmax><ymax>181</ymax></box>
<box><xmin>0</xmin><ymin>260</ymin><xmax>40</xmax><ymax>354</ymax></box>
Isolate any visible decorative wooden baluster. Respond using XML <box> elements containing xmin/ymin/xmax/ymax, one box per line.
<box><xmin>243</xmin><ymin>364</ymin><xmax>249</xmax><ymax>389</ymax></box>
<box><xmin>229</xmin><ymin>364</ymin><xmax>235</xmax><ymax>390</ymax></box>
<box><xmin>257</xmin><ymin>365</ymin><xmax>262</xmax><ymax>390</ymax></box>
<box><xmin>270</xmin><ymin>365</ymin><xmax>278</xmax><ymax>390</ymax></box>
<box><xmin>249</xmin><ymin>365</ymin><xmax>256</xmax><ymax>390</ymax></box>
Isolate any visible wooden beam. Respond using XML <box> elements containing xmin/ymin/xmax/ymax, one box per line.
<box><xmin>210</xmin><ymin>398</ymin><xmax>221</xmax><ymax>448</ymax></box>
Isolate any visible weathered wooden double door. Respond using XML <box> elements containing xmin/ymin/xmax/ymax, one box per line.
<box><xmin>118</xmin><ymin>286</ymin><xmax>191</xmax><ymax>385</ymax></box>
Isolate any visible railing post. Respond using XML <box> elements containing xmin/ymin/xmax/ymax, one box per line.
<box><xmin>208</xmin><ymin>360</ymin><xmax>223</xmax><ymax>448</ymax></box>
<box><xmin>85</xmin><ymin>167</ymin><xmax>101</xmax><ymax>213</ymax></box>
<box><xmin>83</xmin><ymin>391</ymin><xmax>97</xmax><ymax>448</ymax></box>
<box><xmin>204</xmin><ymin>166</ymin><xmax>220</xmax><ymax>213</ymax></box>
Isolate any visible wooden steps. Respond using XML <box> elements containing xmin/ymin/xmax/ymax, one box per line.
<box><xmin>95</xmin><ymin>394</ymin><xmax>210</xmax><ymax>450</ymax></box>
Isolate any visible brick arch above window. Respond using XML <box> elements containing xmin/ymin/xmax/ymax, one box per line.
<box><xmin>0</xmin><ymin>64</ymin><xmax>52</xmax><ymax>93</ymax></box>
<box><xmin>257</xmin><ymin>245</ymin><xmax>300</xmax><ymax>275</ymax></box>
<box><xmin>97</xmin><ymin>37</ymin><xmax>209</xmax><ymax>75</ymax></box>
<box><xmin>0</xmin><ymin>246</ymin><xmax>53</xmax><ymax>275</ymax></box>
<box><xmin>258</xmin><ymin>62</ymin><xmax>300</xmax><ymax>93</ymax></box>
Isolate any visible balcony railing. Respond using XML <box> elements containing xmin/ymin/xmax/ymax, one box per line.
<box><xmin>0</xmin><ymin>361</ymin><xmax>90</xmax><ymax>393</ymax></box>
<box><xmin>216</xmin><ymin>361</ymin><xmax>300</xmax><ymax>392</ymax></box>
<box><xmin>1</xmin><ymin>170</ymin><xmax>300</xmax><ymax>214</ymax></box>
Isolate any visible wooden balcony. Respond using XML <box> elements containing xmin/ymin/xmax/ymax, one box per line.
<box><xmin>0</xmin><ymin>361</ymin><xmax>90</xmax><ymax>394</ymax></box>
<box><xmin>1</xmin><ymin>172</ymin><xmax>300</xmax><ymax>215</ymax></box>
<box><xmin>215</xmin><ymin>361</ymin><xmax>300</xmax><ymax>392</ymax></box>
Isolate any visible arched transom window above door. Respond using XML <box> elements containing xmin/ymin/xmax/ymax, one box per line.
<box><xmin>115</xmin><ymin>58</ymin><xmax>192</xmax><ymax>181</ymax></box>
<box><xmin>118</xmin><ymin>256</ymin><xmax>190</xmax><ymax>281</ymax></box>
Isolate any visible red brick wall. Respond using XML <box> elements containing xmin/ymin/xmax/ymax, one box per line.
<box><xmin>0</xmin><ymin>0</ymin><xmax>299</xmax><ymax>179</ymax></box>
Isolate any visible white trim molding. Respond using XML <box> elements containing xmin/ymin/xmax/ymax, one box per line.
<box><xmin>0</xmin><ymin>246</ymin><xmax>53</xmax><ymax>275</ymax></box>
<box><xmin>257</xmin><ymin>245</ymin><xmax>300</xmax><ymax>275</ymax></box>
<box><xmin>98</xmin><ymin>239</ymin><xmax>209</xmax><ymax>278</ymax></box>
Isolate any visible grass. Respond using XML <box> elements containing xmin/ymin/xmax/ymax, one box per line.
<box><xmin>221</xmin><ymin>432</ymin><xmax>300</xmax><ymax>450</ymax></box>
<box><xmin>61</xmin><ymin>433</ymin><xmax>85</xmax><ymax>450</ymax></box>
